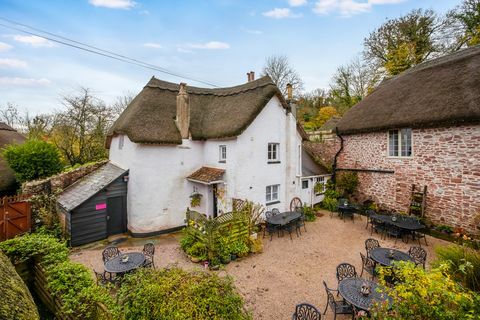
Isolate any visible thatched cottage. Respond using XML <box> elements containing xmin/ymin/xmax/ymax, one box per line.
<box><xmin>335</xmin><ymin>45</ymin><xmax>480</xmax><ymax>234</ymax></box>
<box><xmin>0</xmin><ymin>122</ymin><xmax>26</xmax><ymax>195</ymax></box>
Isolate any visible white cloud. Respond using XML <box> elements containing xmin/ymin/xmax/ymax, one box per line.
<box><xmin>289</xmin><ymin>0</ymin><xmax>308</xmax><ymax>6</ymax></box>
<box><xmin>313</xmin><ymin>0</ymin><xmax>404</xmax><ymax>17</ymax></box>
<box><xmin>0</xmin><ymin>42</ymin><xmax>12</xmax><ymax>52</ymax></box>
<box><xmin>0</xmin><ymin>77</ymin><xmax>51</xmax><ymax>86</ymax></box>
<box><xmin>13</xmin><ymin>35</ymin><xmax>55</xmax><ymax>47</ymax></box>
<box><xmin>143</xmin><ymin>42</ymin><xmax>162</xmax><ymax>48</ymax></box>
<box><xmin>186</xmin><ymin>41</ymin><xmax>230</xmax><ymax>50</ymax></box>
<box><xmin>89</xmin><ymin>0</ymin><xmax>136</xmax><ymax>9</ymax></box>
<box><xmin>263</xmin><ymin>8</ymin><xmax>301</xmax><ymax>19</ymax></box>
<box><xmin>0</xmin><ymin>58</ymin><xmax>28</xmax><ymax>69</ymax></box>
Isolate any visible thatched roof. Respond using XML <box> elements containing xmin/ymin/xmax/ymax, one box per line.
<box><xmin>0</xmin><ymin>123</ymin><xmax>26</xmax><ymax>193</ymax></box>
<box><xmin>319</xmin><ymin>116</ymin><xmax>341</xmax><ymax>132</ymax></box>
<box><xmin>337</xmin><ymin>45</ymin><xmax>480</xmax><ymax>135</ymax></box>
<box><xmin>107</xmin><ymin>76</ymin><xmax>291</xmax><ymax>146</ymax></box>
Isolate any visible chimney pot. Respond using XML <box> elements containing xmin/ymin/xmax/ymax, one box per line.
<box><xmin>176</xmin><ymin>83</ymin><xmax>190</xmax><ymax>139</ymax></box>
<box><xmin>286</xmin><ymin>83</ymin><xmax>293</xmax><ymax>101</ymax></box>
<box><xmin>247</xmin><ymin>71</ymin><xmax>255</xmax><ymax>82</ymax></box>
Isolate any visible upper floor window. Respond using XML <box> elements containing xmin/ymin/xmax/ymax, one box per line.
<box><xmin>266</xmin><ymin>184</ymin><xmax>280</xmax><ymax>204</ymax></box>
<box><xmin>388</xmin><ymin>129</ymin><xmax>412</xmax><ymax>157</ymax></box>
<box><xmin>219</xmin><ymin>145</ymin><xmax>227</xmax><ymax>163</ymax></box>
<box><xmin>268</xmin><ymin>143</ymin><xmax>280</xmax><ymax>163</ymax></box>
<box><xmin>118</xmin><ymin>135</ymin><xmax>124</xmax><ymax>150</ymax></box>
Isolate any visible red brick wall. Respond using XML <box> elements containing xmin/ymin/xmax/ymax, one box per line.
<box><xmin>337</xmin><ymin>124</ymin><xmax>480</xmax><ymax>235</ymax></box>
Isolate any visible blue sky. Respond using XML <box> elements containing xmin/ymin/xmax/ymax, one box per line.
<box><xmin>0</xmin><ymin>0</ymin><xmax>460</xmax><ymax>114</ymax></box>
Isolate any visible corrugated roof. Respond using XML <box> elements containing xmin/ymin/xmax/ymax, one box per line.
<box><xmin>57</xmin><ymin>162</ymin><xmax>127</xmax><ymax>211</ymax></box>
<box><xmin>186</xmin><ymin>167</ymin><xmax>225</xmax><ymax>184</ymax></box>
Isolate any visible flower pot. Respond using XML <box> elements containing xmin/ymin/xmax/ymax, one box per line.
<box><xmin>231</xmin><ymin>254</ymin><xmax>237</xmax><ymax>260</ymax></box>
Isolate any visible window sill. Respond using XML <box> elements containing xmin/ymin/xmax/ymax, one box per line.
<box><xmin>267</xmin><ymin>161</ymin><xmax>281</xmax><ymax>164</ymax></box>
<box><xmin>386</xmin><ymin>156</ymin><xmax>413</xmax><ymax>159</ymax></box>
<box><xmin>218</xmin><ymin>160</ymin><xmax>226</xmax><ymax>163</ymax></box>
<box><xmin>266</xmin><ymin>200</ymin><xmax>280</xmax><ymax>206</ymax></box>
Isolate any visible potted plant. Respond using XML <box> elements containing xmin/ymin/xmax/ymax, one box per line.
<box><xmin>190</xmin><ymin>193</ymin><xmax>202</xmax><ymax>207</ymax></box>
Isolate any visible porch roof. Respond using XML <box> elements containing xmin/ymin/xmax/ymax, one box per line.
<box><xmin>186</xmin><ymin>166</ymin><xmax>225</xmax><ymax>185</ymax></box>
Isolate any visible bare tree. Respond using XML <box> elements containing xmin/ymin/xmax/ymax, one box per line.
<box><xmin>262</xmin><ymin>55</ymin><xmax>304</xmax><ymax>96</ymax></box>
<box><xmin>0</xmin><ymin>102</ymin><xmax>21</xmax><ymax>128</ymax></box>
<box><xmin>110</xmin><ymin>92</ymin><xmax>135</xmax><ymax>118</ymax></box>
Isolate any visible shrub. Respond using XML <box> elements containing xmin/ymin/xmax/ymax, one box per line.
<box><xmin>117</xmin><ymin>268</ymin><xmax>251</xmax><ymax>320</ymax></box>
<box><xmin>370</xmin><ymin>261</ymin><xmax>480</xmax><ymax>319</ymax></box>
<box><xmin>335</xmin><ymin>171</ymin><xmax>359</xmax><ymax>197</ymax></box>
<box><xmin>186</xmin><ymin>242</ymin><xmax>207</xmax><ymax>261</ymax></box>
<box><xmin>229</xmin><ymin>240</ymin><xmax>250</xmax><ymax>257</ymax></box>
<box><xmin>434</xmin><ymin>245</ymin><xmax>480</xmax><ymax>292</ymax></box>
<box><xmin>302</xmin><ymin>204</ymin><xmax>316</xmax><ymax>221</ymax></box>
<box><xmin>2</xmin><ymin>139</ymin><xmax>63</xmax><ymax>182</ymax></box>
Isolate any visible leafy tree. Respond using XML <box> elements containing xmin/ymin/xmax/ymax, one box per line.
<box><xmin>449</xmin><ymin>0</ymin><xmax>480</xmax><ymax>48</ymax></box>
<box><xmin>364</xmin><ymin>9</ymin><xmax>444</xmax><ymax>75</ymax></box>
<box><xmin>296</xmin><ymin>88</ymin><xmax>331</xmax><ymax>126</ymax></box>
<box><xmin>2</xmin><ymin>139</ymin><xmax>63</xmax><ymax>182</ymax></box>
<box><xmin>262</xmin><ymin>55</ymin><xmax>304</xmax><ymax>96</ymax></box>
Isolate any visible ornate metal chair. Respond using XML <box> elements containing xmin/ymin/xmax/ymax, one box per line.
<box><xmin>408</xmin><ymin>246</ymin><xmax>427</xmax><ymax>269</ymax></box>
<box><xmin>322</xmin><ymin>281</ymin><xmax>353</xmax><ymax>320</ymax></box>
<box><xmin>359</xmin><ymin>252</ymin><xmax>376</xmax><ymax>280</ymax></box>
<box><xmin>142</xmin><ymin>242</ymin><xmax>155</xmax><ymax>268</ymax></box>
<box><xmin>364</xmin><ymin>209</ymin><xmax>375</xmax><ymax>230</ymax></box>
<box><xmin>364</xmin><ymin>238</ymin><xmax>380</xmax><ymax>258</ymax></box>
<box><xmin>263</xmin><ymin>211</ymin><xmax>278</xmax><ymax>240</ymax></box>
<box><xmin>94</xmin><ymin>270</ymin><xmax>109</xmax><ymax>286</ymax></box>
<box><xmin>370</xmin><ymin>217</ymin><xmax>386</xmax><ymax>237</ymax></box>
<box><xmin>272</xmin><ymin>208</ymin><xmax>280</xmax><ymax>216</ymax></box>
<box><xmin>102</xmin><ymin>246</ymin><xmax>120</xmax><ymax>263</ymax></box>
<box><xmin>336</xmin><ymin>263</ymin><xmax>358</xmax><ymax>287</ymax></box>
<box><xmin>385</xmin><ymin>225</ymin><xmax>404</xmax><ymax>244</ymax></box>
<box><xmin>292</xmin><ymin>303</ymin><xmax>321</xmax><ymax>320</ymax></box>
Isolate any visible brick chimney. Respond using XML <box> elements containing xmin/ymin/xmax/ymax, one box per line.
<box><xmin>286</xmin><ymin>83</ymin><xmax>293</xmax><ymax>101</ymax></box>
<box><xmin>247</xmin><ymin>71</ymin><xmax>255</xmax><ymax>82</ymax></box>
<box><xmin>176</xmin><ymin>83</ymin><xmax>190</xmax><ymax>139</ymax></box>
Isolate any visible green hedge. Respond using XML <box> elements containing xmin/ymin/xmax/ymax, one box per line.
<box><xmin>117</xmin><ymin>268</ymin><xmax>251</xmax><ymax>320</ymax></box>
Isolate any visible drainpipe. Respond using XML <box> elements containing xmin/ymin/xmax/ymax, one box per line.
<box><xmin>332</xmin><ymin>127</ymin><xmax>344</xmax><ymax>184</ymax></box>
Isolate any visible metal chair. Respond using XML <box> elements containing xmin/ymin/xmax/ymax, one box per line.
<box><xmin>385</xmin><ymin>225</ymin><xmax>404</xmax><ymax>244</ymax></box>
<box><xmin>413</xmin><ymin>229</ymin><xmax>428</xmax><ymax>247</ymax></box>
<box><xmin>292</xmin><ymin>303</ymin><xmax>322</xmax><ymax>320</ymax></box>
<box><xmin>408</xmin><ymin>246</ymin><xmax>427</xmax><ymax>269</ymax></box>
<box><xmin>94</xmin><ymin>270</ymin><xmax>109</xmax><ymax>286</ymax></box>
<box><xmin>336</xmin><ymin>263</ymin><xmax>358</xmax><ymax>287</ymax></box>
<box><xmin>102</xmin><ymin>246</ymin><xmax>120</xmax><ymax>263</ymax></box>
<box><xmin>322</xmin><ymin>281</ymin><xmax>353</xmax><ymax>320</ymax></box>
<box><xmin>359</xmin><ymin>252</ymin><xmax>376</xmax><ymax>280</ymax></box>
<box><xmin>272</xmin><ymin>208</ymin><xmax>280</xmax><ymax>216</ymax></box>
<box><xmin>364</xmin><ymin>209</ymin><xmax>375</xmax><ymax>230</ymax></box>
<box><xmin>370</xmin><ymin>218</ymin><xmax>386</xmax><ymax>236</ymax></box>
<box><xmin>142</xmin><ymin>242</ymin><xmax>155</xmax><ymax>268</ymax></box>
<box><xmin>263</xmin><ymin>211</ymin><xmax>279</xmax><ymax>240</ymax></box>
<box><xmin>296</xmin><ymin>210</ymin><xmax>307</xmax><ymax>233</ymax></box>
<box><xmin>364</xmin><ymin>238</ymin><xmax>380</xmax><ymax>258</ymax></box>
<box><xmin>283</xmin><ymin>219</ymin><xmax>300</xmax><ymax>240</ymax></box>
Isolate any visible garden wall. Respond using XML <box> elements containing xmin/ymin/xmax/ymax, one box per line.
<box><xmin>337</xmin><ymin>124</ymin><xmax>480</xmax><ymax>235</ymax></box>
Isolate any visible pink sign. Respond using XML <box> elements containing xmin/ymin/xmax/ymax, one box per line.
<box><xmin>96</xmin><ymin>203</ymin><xmax>107</xmax><ymax>210</ymax></box>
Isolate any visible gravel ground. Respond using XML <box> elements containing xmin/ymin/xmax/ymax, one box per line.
<box><xmin>70</xmin><ymin>211</ymin><xmax>449</xmax><ymax>320</ymax></box>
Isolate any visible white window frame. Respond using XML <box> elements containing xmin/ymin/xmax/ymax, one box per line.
<box><xmin>302</xmin><ymin>180</ymin><xmax>309</xmax><ymax>189</ymax></box>
<box><xmin>315</xmin><ymin>176</ymin><xmax>326</xmax><ymax>195</ymax></box>
<box><xmin>118</xmin><ymin>135</ymin><xmax>124</xmax><ymax>150</ymax></box>
<box><xmin>388</xmin><ymin>128</ymin><xmax>413</xmax><ymax>158</ymax></box>
<box><xmin>219</xmin><ymin>145</ymin><xmax>227</xmax><ymax>162</ymax></box>
<box><xmin>266</xmin><ymin>184</ymin><xmax>280</xmax><ymax>204</ymax></box>
<box><xmin>268</xmin><ymin>143</ymin><xmax>280</xmax><ymax>162</ymax></box>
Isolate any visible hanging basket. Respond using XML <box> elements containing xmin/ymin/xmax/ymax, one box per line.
<box><xmin>190</xmin><ymin>193</ymin><xmax>202</xmax><ymax>207</ymax></box>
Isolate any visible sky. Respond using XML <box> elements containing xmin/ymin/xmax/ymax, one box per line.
<box><xmin>0</xmin><ymin>0</ymin><xmax>460</xmax><ymax>114</ymax></box>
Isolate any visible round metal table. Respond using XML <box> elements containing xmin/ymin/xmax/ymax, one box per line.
<box><xmin>338</xmin><ymin>278</ymin><xmax>391</xmax><ymax>311</ymax></box>
<box><xmin>104</xmin><ymin>252</ymin><xmax>145</xmax><ymax>273</ymax></box>
<box><xmin>267</xmin><ymin>211</ymin><xmax>301</xmax><ymax>226</ymax></box>
<box><xmin>370</xmin><ymin>248</ymin><xmax>412</xmax><ymax>267</ymax></box>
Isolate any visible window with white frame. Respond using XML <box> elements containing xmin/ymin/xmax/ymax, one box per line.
<box><xmin>219</xmin><ymin>145</ymin><xmax>227</xmax><ymax>162</ymax></box>
<box><xmin>118</xmin><ymin>135</ymin><xmax>124</xmax><ymax>150</ymax></box>
<box><xmin>268</xmin><ymin>143</ymin><xmax>280</xmax><ymax>162</ymax></box>
<box><xmin>315</xmin><ymin>177</ymin><xmax>326</xmax><ymax>195</ymax></box>
<box><xmin>266</xmin><ymin>184</ymin><xmax>280</xmax><ymax>204</ymax></box>
<box><xmin>388</xmin><ymin>129</ymin><xmax>412</xmax><ymax>157</ymax></box>
<box><xmin>302</xmin><ymin>180</ymin><xmax>309</xmax><ymax>189</ymax></box>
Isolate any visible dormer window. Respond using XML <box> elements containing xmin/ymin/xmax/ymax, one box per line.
<box><xmin>219</xmin><ymin>145</ymin><xmax>227</xmax><ymax>163</ymax></box>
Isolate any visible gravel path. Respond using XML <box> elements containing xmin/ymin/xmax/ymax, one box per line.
<box><xmin>70</xmin><ymin>211</ymin><xmax>448</xmax><ymax>320</ymax></box>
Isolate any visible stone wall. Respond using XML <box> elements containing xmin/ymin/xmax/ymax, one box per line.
<box><xmin>22</xmin><ymin>160</ymin><xmax>108</xmax><ymax>195</ymax></box>
<box><xmin>337</xmin><ymin>124</ymin><xmax>480</xmax><ymax>235</ymax></box>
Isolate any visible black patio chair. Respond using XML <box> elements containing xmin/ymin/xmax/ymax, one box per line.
<box><xmin>94</xmin><ymin>269</ymin><xmax>109</xmax><ymax>286</ymax></box>
<box><xmin>413</xmin><ymin>229</ymin><xmax>428</xmax><ymax>247</ymax></box>
<box><xmin>272</xmin><ymin>208</ymin><xmax>280</xmax><ymax>216</ymax></box>
<box><xmin>283</xmin><ymin>219</ymin><xmax>300</xmax><ymax>240</ymax></box>
<box><xmin>408</xmin><ymin>246</ymin><xmax>427</xmax><ymax>269</ymax></box>
<box><xmin>102</xmin><ymin>246</ymin><xmax>120</xmax><ymax>263</ymax></box>
<box><xmin>359</xmin><ymin>252</ymin><xmax>376</xmax><ymax>280</ymax></box>
<box><xmin>385</xmin><ymin>225</ymin><xmax>404</xmax><ymax>244</ymax></box>
<box><xmin>336</xmin><ymin>263</ymin><xmax>358</xmax><ymax>288</ymax></box>
<box><xmin>263</xmin><ymin>211</ymin><xmax>279</xmax><ymax>240</ymax></box>
<box><xmin>365</xmin><ymin>238</ymin><xmax>380</xmax><ymax>258</ymax></box>
<box><xmin>370</xmin><ymin>217</ymin><xmax>386</xmax><ymax>237</ymax></box>
<box><xmin>292</xmin><ymin>303</ymin><xmax>322</xmax><ymax>320</ymax></box>
<box><xmin>142</xmin><ymin>242</ymin><xmax>155</xmax><ymax>268</ymax></box>
<box><xmin>296</xmin><ymin>210</ymin><xmax>307</xmax><ymax>234</ymax></box>
<box><xmin>364</xmin><ymin>209</ymin><xmax>375</xmax><ymax>230</ymax></box>
<box><xmin>322</xmin><ymin>281</ymin><xmax>353</xmax><ymax>320</ymax></box>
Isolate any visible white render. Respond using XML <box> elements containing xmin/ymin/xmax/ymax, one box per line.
<box><xmin>109</xmin><ymin>96</ymin><xmax>328</xmax><ymax>234</ymax></box>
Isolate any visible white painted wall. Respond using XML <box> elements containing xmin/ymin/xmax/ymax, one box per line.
<box><xmin>109</xmin><ymin>95</ymin><xmax>306</xmax><ymax>234</ymax></box>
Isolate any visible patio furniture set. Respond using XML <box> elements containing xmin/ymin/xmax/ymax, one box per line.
<box><xmin>94</xmin><ymin>242</ymin><xmax>155</xmax><ymax>286</ymax></box>
<box><xmin>263</xmin><ymin>208</ymin><xmax>306</xmax><ymax>240</ymax></box>
<box><xmin>292</xmin><ymin>238</ymin><xmax>427</xmax><ymax>319</ymax></box>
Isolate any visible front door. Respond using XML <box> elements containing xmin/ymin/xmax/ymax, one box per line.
<box><xmin>107</xmin><ymin>196</ymin><xmax>127</xmax><ymax>236</ymax></box>
<box><xmin>212</xmin><ymin>184</ymin><xmax>218</xmax><ymax>218</ymax></box>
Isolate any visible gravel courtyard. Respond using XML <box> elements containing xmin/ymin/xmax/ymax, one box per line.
<box><xmin>70</xmin><ymin>211</ymin><xmax>448</xmax><ymax>320</ymax></box>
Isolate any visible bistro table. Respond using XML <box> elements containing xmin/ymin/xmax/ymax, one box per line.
<box><xmin>267</xmin><ymin>211</ymin><xmax>301</xmax><ymax>226</ymax></box>
<box><xmin>370</xmin><ymin>214</ymin><xmax>425</xmax><ymax>242</ymax></box>
<box><xmin>104</xmin><ymin>252</ymin><xmax>146</xmax><ymax>274</ymax></box>
<box><xmin>370</xmin><ymin>247</ymin><xmax>413</xmax><ymax>267</ymax></box>
<box><xmin>338</xmin><ymin>278</ymin><xmax>391</xmax><ymax>311</ymax></box>
<box><xmin>337</xmin><ymin>204</ymin><xmax>358</xmax><ymax>222</ymax></box>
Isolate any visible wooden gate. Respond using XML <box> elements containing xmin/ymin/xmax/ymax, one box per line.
<box><xmin>0</xmin><ymin>195</ymin><xmax>31</xmax><ymax>241</ymax></box>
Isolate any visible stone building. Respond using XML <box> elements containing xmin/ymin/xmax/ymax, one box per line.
<box><xmin>335</xmin><ymin>46</ymin><xmax>480</xmax><ymax>234</ymax></box>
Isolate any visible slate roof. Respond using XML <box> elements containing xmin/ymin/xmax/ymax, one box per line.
<box><xmin>302</xmin><ymin>148</ymin><xmax>330</xmax><ymax>177</ymax></box>
<box><xmin>186</xmin><ymin>167</ymin><xmax>225</xmax><ymax>184</ymax></box>
<box><xmin>107</xmin><ymin>76</ymin><xmax>291</xmax><ymax>146</ymax></box>
<box><xmin>337</xmin><ymin>45</ymin><xmax>480</xmax><ymax>135</ymax></box>
<box><xmin>57</xmin><ymin>162</ymin><xmax>127</xmax><ymax>211</ymax></box>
